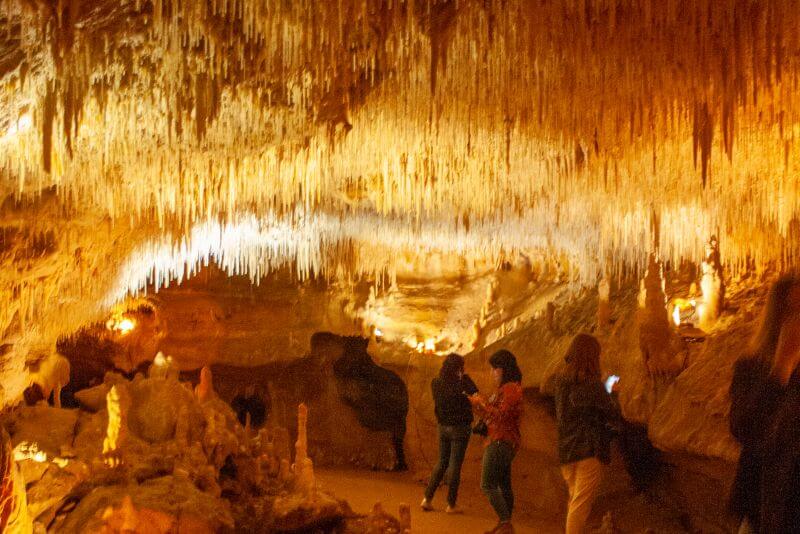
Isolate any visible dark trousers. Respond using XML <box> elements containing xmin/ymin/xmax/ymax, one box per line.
<box><xmin>424</xmin><ymin>424</ymin><xmax>471</xmax><ymax>506</ymax></box>
<box><xmin>481</xmin><ymin>440</ymin><xmax>516</xmax><ymax>522</ymax></box>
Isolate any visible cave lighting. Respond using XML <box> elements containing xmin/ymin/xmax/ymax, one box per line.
<box><xmin>671</xmin><ymin>298</ymin><xmax>698</xmax><ymax>327</ymax></box>
<box><xmin>13</xmin><ymin>442</ymin><xmax>47</xmax><ymax>463</ymax></box>
<box><xmin>116</xmin><ymin>318</ymin><xmax>135</xmax><ymax>334</ymax></box>
<box><xmin>672</xmin><ymin>306</ymin><xmax>681</xmax><ymax>327</ymax></box>
<box><xmin>106</xmin><ymin>315</ymin><xmax>136</xmax><ymax>335</ymax></box>
<box><xmin>1</xmin><ymin>112</ymin><xmax>32</xmax><ymax>142</ymax></box>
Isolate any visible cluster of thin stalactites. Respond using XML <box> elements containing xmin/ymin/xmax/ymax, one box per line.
<box><xmin>1</xmin><ymin>0</ymin><xmax>800</xmax><ymax>289</ymax></box>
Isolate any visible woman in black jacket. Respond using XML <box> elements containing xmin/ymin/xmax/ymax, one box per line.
<box><xmin>730</xmin><ymin>275</ymin><xmax>800</xmax><ymax>533</ymax></box>
<box><xmin>555</xmin><ymin>333</ymin><xmax>620</xmax><ymax>534</ymax></box>
<box><xmin>421</xmin><ymin>353</ymin><xmax>478</xmax><ymax>513</ymax></box>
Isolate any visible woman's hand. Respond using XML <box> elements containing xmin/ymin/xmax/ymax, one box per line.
<box><xmin>468</xmin><ymin>393</ymin><xmax>486</xmax><ymax>409</ymax></box>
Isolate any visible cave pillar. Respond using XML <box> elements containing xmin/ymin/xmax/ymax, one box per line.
<box><xmin>0</xmin><ymin>426</ymin><xmax>33</xmax><ymax>534</ymax></box>
<box><xmin>293</xmin><ymin>403</ymin><xmax>315</xmax><ymax>495</ymax></box>
<box><xmin>103</xmin><ymin>385</ymin><xmax>130</xmax><ymax>467</ymax></box>
<box><xmin>195</xmin><ymin>366</ymin><xmax>215</xmax><ymax>402</ymax></box>
<box><xmin>699</xmin><ymin>235</ymin><xmax>724</xmax><ymax>329</ymax></box>
<box><xmin>638</xmin><ymin>254</ymin><xmax>686</xmax><ymax>377</ymax></box>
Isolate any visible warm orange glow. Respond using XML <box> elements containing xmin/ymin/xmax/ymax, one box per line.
<box><xmin>106</xmin><ymin>314</ymin><xmax>136</xmax><ymax>335</ymax></box>
<box><xmin>671</xmin><ymin>299</ymin><xmax>698</xmax><ymax>327</ymax></box>
<box><xmin>13</xmin><ymin>442</ymin><xmax>47</xmax><ymax>463</ymax></box>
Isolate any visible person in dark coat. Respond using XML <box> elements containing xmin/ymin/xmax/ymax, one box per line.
<box><xmin>421</xmin><ymin>353</ymin><xmax>478</xmax><ymax>513</ymax></box>
<box><xmin>555</xmin><ymin>333</ymin><xmax>620</xmax><ymax>534</ymax></box>
<box><xmin>730</xmin><ymin>275</ymin><xmax>800</xmax><ymax>533</ymax></box>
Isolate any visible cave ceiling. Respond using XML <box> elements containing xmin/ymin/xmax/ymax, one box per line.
<box><xmin>0</xmin><ymin>1</ymin><xmax>799</xmax><ymax>371</ymax></box>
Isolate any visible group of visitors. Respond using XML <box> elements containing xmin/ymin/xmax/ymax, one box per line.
<box><xmin>421</xmin><ymin>336</ymin><xmax>619</xmax><ymax>534</ymax></box>
<box><xmin>418</xmin><ymin>275</ymin><xmax>800</xmax><ymax>534</ymax></box>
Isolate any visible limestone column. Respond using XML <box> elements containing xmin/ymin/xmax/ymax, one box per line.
<box><xmin>700</xmin><ymin>235</ymin><xmax>724</xmax><ymax>329</ymax></box>
<box><xmin>0</xmin><ymin>426</ymin><xmax>33</xmax><ymax>534</ymax></box>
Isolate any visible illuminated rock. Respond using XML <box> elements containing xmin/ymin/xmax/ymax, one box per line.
<box><xmin>638</xmin><ymin>254</ymin><xmax>686</xmax><ymax>378</ymax></box>
<box><xmin>195</xmin><ymin>366</ymin><xmax>215</xmax><ymax>403</ymax></box>
<box><xmin>26</xmin><ymin>352</ymin><xmax>70</xmax><ymax>409</ymax></box>
<box><xmin>699</xmin><ymin>236</ymin><xmax>725</xmax><ymax>330</ymax></box>
<box><xmin>293</xmin><ymin>403</ymin><xmax>315</xmax><ymax>496</ymax></box>
<box><xmin>0</xmin><ymin>426</ymin><xmax>33</xmax><ymax>534</ymax></box>
<box><xmin>103</xmin><ymin>385</ymin><xmax>129</xmax><ymax>467</ymax></box>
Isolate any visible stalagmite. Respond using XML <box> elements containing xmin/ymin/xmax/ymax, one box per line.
<box><xmin>103</xmin><ymin>385</ymin><xmax>129</xmax><ymax>467</ymax></box>
<box><xmin>195</xmin><ymin>366</ymin><xmax>215</xmax><ymax>402</ymax></box>
<box><xmin>638</xmin><ymin>254</ymin><xmax>686</xmax><ymax>378</ymax></box>
<box><xmin>293</xmin><ymin>403</ymin><xmax>315</xmax><ymax>496</ymax></box>
<box><xmin>699</xmin><ymin>236</ymin><xmax>725</xmax><ymax>329</ymax></box>
<box><xmin>0</xmin><ymin>427</ymin><xmax>33</xmax><ymax>534</ymax></box>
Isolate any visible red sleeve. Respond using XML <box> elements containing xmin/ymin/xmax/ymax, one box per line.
<box><xmin>483</xmin><ymin>383</ymin><xmax>522</xmax><ymax>419</ymax></box>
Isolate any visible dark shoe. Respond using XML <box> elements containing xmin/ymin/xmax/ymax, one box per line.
<box><xmin>484</xmin><ymin>524</ymin><xmax>500</xmax><ymax>534</ymax></box>
<box><xmin>392</xmin><ymin>461</ymin><xmax>409</xmax><ymax>472</ymax></box>
<box><xmin>494</xmin><ymin>522</ymin><xmax>515</xmax><ymax>534</ymax></box>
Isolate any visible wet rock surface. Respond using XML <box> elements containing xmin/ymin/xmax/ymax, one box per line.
<box><xmin>1</xmin><ymin>367</ymin><xmax>403</xmax><ymax>533</ymax></box>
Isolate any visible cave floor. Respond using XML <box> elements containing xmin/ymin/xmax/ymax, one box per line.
<box><xmin>317</xmin><ymin>467</ymin><xmax>563</xmax><ymax>534</ymax></box>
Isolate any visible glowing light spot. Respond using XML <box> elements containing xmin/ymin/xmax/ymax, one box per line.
<box><xmin>1</xmin><ymin>112</ymin><xmax>32</xmax><ymax>141</ymax></box>
<box><xmin>14</xmin><ymin>442</ymin><xmax>47</xmax><ymax>463</ymax></box>
<box><xmin>116</xmin><ymin>318</ymin><xmax>135</xmax><ymax>334</ymax></box>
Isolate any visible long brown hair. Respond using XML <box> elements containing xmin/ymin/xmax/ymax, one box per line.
<box><xmin>440</xmin><ymin>353</ymin><xmax>465</xmax><ymax>383</ymax></box>
<box><xmin>563</xmin><ymin>333</ymin><xmax>602</xmax><ymax>383</ymax></box>
<box><xmin>750</xmin><ymin>275</ymin><xmax>800</xmax><ymax>364</ymax></box>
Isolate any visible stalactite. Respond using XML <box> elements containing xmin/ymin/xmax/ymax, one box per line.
<box><xmin>1</xmin><ymin>0</ymin><xmax>800</xmax><ymax>318</ymax></box>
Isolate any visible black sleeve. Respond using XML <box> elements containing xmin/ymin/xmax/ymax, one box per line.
<box><xmin>729</xmin><ymin>359</ymin><xmax>783</xmax><ymax>445</ymax></box>
<box><xmin>461</xmin><ymin>374</ymin><xmax>479</xmax><ymax>396</ymax></box>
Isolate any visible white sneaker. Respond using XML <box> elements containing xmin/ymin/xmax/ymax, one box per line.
<box><xmin>420</xmin><ymin>498</ymin><xmax>434</xmax><ymax>511</ymax></box>
<box><xmin>445</xmin><ymin>505</ymin><xmax>463</xmax><ymax>514</ymax></box>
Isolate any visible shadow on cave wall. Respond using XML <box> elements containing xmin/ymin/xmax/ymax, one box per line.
<box><xmin>180</xmin><ymin>332</ymin><xmax>410</xmax><ymax>471</ymax></box>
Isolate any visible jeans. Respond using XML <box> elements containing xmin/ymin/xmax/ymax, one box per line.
<box><xmin>481</xmin><ymin>440</ymin><xmax>517</xmax><ymax>522</ymax></box>
<box><xmin>561</xmin><ymin>456</ymin><xmax>604</xmax><ymax>534</ymax></box>
<box><xmin>424</xmin><ymin>424</ymin><xmax>471</xmax><ymax>506</ymax></box>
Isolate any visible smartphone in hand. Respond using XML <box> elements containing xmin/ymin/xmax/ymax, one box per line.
<box><xmin>605</xmin><ymin>375</ymin><xmax>620</xmax><ymax>394</ymax></box>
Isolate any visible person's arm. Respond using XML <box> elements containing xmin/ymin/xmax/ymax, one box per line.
<box><xmin>461</xmin><ymin>374</ymin><xmax>479</xmax><ymax>396</ymax></box>
<box><xmin>481</xmin><ymin>383</ymin><xmax>522</xmax><ymax>421</ymax></box>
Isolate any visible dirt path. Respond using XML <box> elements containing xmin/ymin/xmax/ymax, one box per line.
<box><xmin>317</xmin><ymin>467</ymin><xmax>563</xmax><ymax>534</ymax></box>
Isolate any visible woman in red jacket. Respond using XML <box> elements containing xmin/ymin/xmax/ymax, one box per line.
<box><xmin>470</xmin><ymin>350</ymin><xmax>523</xmax><ymax>534</ymax></box>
